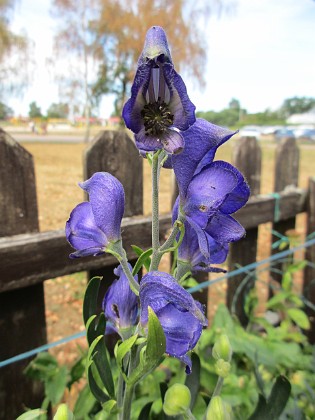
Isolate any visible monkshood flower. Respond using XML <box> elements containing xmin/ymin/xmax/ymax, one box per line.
<box><xmin>140</xmin><ymin>271</ymin><xmax>207</xmax><ymax>373</ymax></box>
<box><xmin>172</xmin><ymin>198</ymin><xmax>228</xmax><ymax>273</ymax></box>
<box><xmin>171</xmin><ymin>119</ymin><xmax>250</xmax><ymax>260</ymax></box>
<box><xmin>65</xmin><ymin>172</ymin><xmax>125</xmax><ymax>258</ymax></box>
<box><xmin>122</xmin><ymin>26</ymin><xmax>195</xmax><ymax>155</ymax></box>
<box><xmin>102</xmin><ymin>264</ymin><xmax>139</xmax><ymax>338</ymax></box>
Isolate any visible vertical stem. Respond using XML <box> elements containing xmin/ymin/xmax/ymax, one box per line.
<box><xmin>121</xmin><ymin>383</ymin><xmax>135</xmax><ymax>420</ymax></box>
<box><xmin>150</xmin><ymin>151</ymin><xmax>162</xmax><ymax>271</ymax></box>
<box><xmin>212</xmin><ymin>376</ymin><xmax>224</xmax><ymax>398</ymax></box>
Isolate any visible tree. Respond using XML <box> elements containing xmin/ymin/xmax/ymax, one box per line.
<box><xmin>51</xmin><ymin>0</ymin><xmax>103</xmax><ymax>141</ymax></box>
<box><xmin>28</xmin><ymin>101</ymin><xmax>42</xmax><ymax>118</ymax></box>
<box><xmin>0</xmin><ymin>101</ymin><xmax>13</xmax><ymax>119</ymax></box>
<box><xmin>229</xmin><ymin>98</ymin><xmax>241</xmax><ymax>110</ymax></box>
<box><xmin>46</xmin><ymin>102</ymin><xmax>69</xmax><ymax>119</ymax></box>
<box><xmin>0</xmin><ymin>0</ymin><xmax>31</xmax><ymax>98</ymax></box>
<box><xmin>280</xmin><ymin>96</ymin><xmax>315</xmax><ymax>118</ymax></box>
<box><xmin>92</xmin><ymin>0</ymin><xmax>226</xmax><ymax>116</ymax></box>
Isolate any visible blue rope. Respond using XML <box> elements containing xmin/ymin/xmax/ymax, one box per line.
<box><xmin>0</xmin><ymin>331</ymin><xmax>85</xmax><ymax>368</ymax></box>
<box><xmin>269</xmin><ymin>192</ymin><xmax>281</xmax><ymax>222</ymax></box>
<box><xmin>1</xmin><ymin>237</ymin><xmax>315</xmax><ymax>369</ymax></box>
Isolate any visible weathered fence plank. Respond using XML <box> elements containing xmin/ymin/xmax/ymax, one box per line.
<box><xmin>303</xmin><ymin>177</ymin><xmax>315</xmax><ymax>343</ymax></box>
<box><xmin>271</xmin><ymin>136</ymin><xmax>299</xmax><ymax>290</ymax></box>
<box><xmin>84</xmin><ymin>130</ymin><xmax>143</xmax><ymax>310</ymax></box>
<box><xmin>0</xmin><ymin>190</ymin><xmax>306</xmax><ymax>293</ymax></box>
<box><xmin>227</xmin><ymin>136</ymin><xmax>262</xmax><ymax>324</ymax></box>
<box><xmin>0</xmin><ymin>130</ymin><xmax>45</xmax><ymax>419</ymax></box>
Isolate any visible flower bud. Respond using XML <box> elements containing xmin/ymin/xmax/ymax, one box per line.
<box><xmin>215</xmin><ymin>359</ymin><xmax>231</xmax><ymax>378</ymax></box>
<box><xmin>53</xmin><ymin>404</ymin><xmax>74</xmax><ymax>420</ymax></box>
<box><xmin>206</xmin><ymin>396</ymin><xmax>232</xmax><ymax>420</ymax></box>
<box><xmin>163</xmin><ymin>383</ymin><xmax>191</xmax><ymax>416</ymax></box>
<box><xmin>212</xmin><ymin>334</ymin><xmax>232</xmax><ymax>362</ymax></box>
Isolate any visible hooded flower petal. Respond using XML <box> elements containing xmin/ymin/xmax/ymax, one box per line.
<box><xmin>122</xmin><ymin>26</ymin><xmax>195</xmax><ymax>154</ymax></box>
<box><xmin>171</xmin><ymin>119</ymin><xmax>237</xmax><ymax>197</ymax></box>
<box><xmin>65</xmin><ymin>202</ymin><xmax>108</xmax><ymax>258</ymax></box>
<box><xmin>80</xmin><ymin>172</ymin><xmax>125</xmax><ymax>242</ymax></box>
<box><xmin>65</xmin><ymin>172</ymin><xmax>125</xmax><ymax>258</ymax></box>
<box><xmin>102</xmin><ymin>264</ymin><xmax>139</xmax><ymax>337</ymax></box>
<box><xmin>140</xmin><ymin>271</ymin><xmax>207</xmax><ymax>372</ymax></box>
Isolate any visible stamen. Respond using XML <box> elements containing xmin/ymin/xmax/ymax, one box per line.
<box><xmin>141</xmin><ymin>100</ymin><xmax>174</xmax><ymax>136</ymax></box>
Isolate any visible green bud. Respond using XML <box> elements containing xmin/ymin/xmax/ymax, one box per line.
<box><xmin>215</xmin><ymin>359</ymin><xmax>231</xmax><ymax>378</ymax></box>
<box><xmin>53</xmin><ymin>404</ymin><xmax>74</xmax><ymax>420</ymax></box>
<box><xmin>163</xmin><ymin>383</ymin><xmax>191</xmax><ymax>416</ymax></box>
<box><xmin>206</xmin><ymin>396</ymin><xmax>232</xmax><ymax>420</ymax></box>
<box><xmin>212</xmin><ymin>334</ymin><xmax>232</xmax><ymax>362</ymax></box>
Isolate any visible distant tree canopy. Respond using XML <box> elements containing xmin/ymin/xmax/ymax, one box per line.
<box><xmin>28</xmin><ymin>101</ymin><xmax>42</xmax><ymax>118</ymax></box>
<box><xmin>0</xmin><ymin>0</ymin><xmax>30</xmax><ymax>97</ymax></box>
<box><xmin>280</xmin><ymin>96</ymin><xmax>315</xmax><ymax>118</ymax></box>
<box><xmin>46</xmin><ymin>102</ymin><xmax>69</xmax><ymax>119</ymax></box>
<box><xmin>0</xmin><ymin>101</ymin><xmax>13</xmax><ymax>119</ymax></box>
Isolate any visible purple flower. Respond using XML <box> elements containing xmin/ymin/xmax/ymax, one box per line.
<box><xmin>65</xmin><ymin>172</ymin><xmax>125</xmax><ymax>258</ymax></box>
<box><xmin>172</xmin><ymin>198</ymin><xmax>228</xmax><ymax>273</ymax></box>
<box><xmin>140</xmin><ymin>271</ymin><xmax>207</xmax><ymax>373</ymax></box>
<box><xmin>102</xmin><ymin>264</ymin><xmax>139</xmax><ymax>337</ymax></box>
<box><xmin>122</xmin><ymin>26</ymin><xmax>195</xmax><ymax>155</ymax></box>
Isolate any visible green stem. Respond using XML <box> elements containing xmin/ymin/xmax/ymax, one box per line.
<box><xmin>121</xmin><ymin>383</ymin><xmax>135</xmax><ymax>420</ymax></box>
<box><xmin>117</xmin><ymin>373</ymin><xmax>125</xmax><ymax>413</ymax></box>
<box><xmin>183</xmin><ymin>409</ymin><xmax>197</xmax><ymax>420</ymax></box>
<box><xmin>212</xmin><ymin>376</ymin><xmax>224</xmax><ymax>397</ymax></box>
<box><xmin>150</xmin><ymin>150</ymin><xmax>163</xmax><ymax>270</ymax></box>
<box><xmin>107</xmin><ymin>240</ymin><xmax>139</xmax><ymax>295</ymax></box>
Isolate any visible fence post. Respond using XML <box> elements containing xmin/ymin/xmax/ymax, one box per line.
<box><xmin>303</xmin><ymin>177</ymin><xmax>315</xmax><ymax>343</ymax></box>
<box><xmin>270</xmin><ymin>136</ymin><xmax>299</xmax><ymax>290</ymax></box>
<box><xmin>0</xmin><ymin>130</ymin><xmax>46</xmax><ymax>418</ymax></box>
<box><xmin>227</xmin><ymin>136</ymin><xmax>261</xmax><ymax>325</ymax></box>
<box><xmin>84</xmin><ymin>130</ymin><xmax>143</xmax><ymax>308</ymax></box>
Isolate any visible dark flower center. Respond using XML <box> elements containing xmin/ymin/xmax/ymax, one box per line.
<box><xmin>141</xmin><ymin>100</ymin><xmax>174</xmax><ymax>136</ymax></box>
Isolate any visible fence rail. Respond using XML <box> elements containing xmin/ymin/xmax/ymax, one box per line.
<box><xmin>0</xmin><ymin>128</ymin><xmax>315</xmax><ymax>419</ymax></box>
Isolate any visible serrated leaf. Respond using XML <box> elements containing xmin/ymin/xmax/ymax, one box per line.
<box><xmin>83</xmin><ymin>276</ymin><xmax>102</xmax><ymax>325</ymax></box>
<box><xmin>132</xmin><ymin>248</ymin><xmax>153</xmax><ymax>275</ymax></box>
<box><xmin>16</xmin><ymin>409</ymin><xmax>46</xmax><ymax>420</ymax></box>
<box><xmin>287</xmin><ymin>308</ymin><xmax>310</xmax><ymax>330</ymax></box>
<box><xmin>267</xmin><ymin>375</ymin><xmax>291</xmax><ymax>418</ymax></box>
<box><xmin>86</xmin><ymin>332</ymin><xmax>115</xmax><ymax>398</ymax></box>
<box><xmin>146</xmin><ymin>307</ymin><xmax>166</xmax><ymax>362</ymax></box>
<box><xmin>87</xmin><ymin>361</ymin><xmax>111</xmax><ymax>404</ymax></box>
<box><xmin>116</xmin><ymin>334</ymin><xmax>138</xmax><ymax>378</ymax></box>
<box><xmin>185</xmin><ymin>353</ymin><xmax>200</xmax><ymax>409</ymax></box>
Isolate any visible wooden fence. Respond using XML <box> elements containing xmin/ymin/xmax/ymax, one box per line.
<box><xmin>0</xmin><ymin>128</ymin><xmax>314</xmax><ymax>418</ymax></box>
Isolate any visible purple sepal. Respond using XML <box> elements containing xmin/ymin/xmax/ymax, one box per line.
<box><xmin>140</xmin><ymin>271</ymin><xmax>207</xmax><ymax>373</ymax></box>
<box><xmin>102</xmin><ymin>264</ymin><xmax>139</xmax><ymax>337</ymax></box>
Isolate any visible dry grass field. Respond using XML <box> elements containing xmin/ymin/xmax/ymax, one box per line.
<box><xmin>21</xmin><ymin>136</ymin><xmax>315</xmax><ymax>366</ymax></box>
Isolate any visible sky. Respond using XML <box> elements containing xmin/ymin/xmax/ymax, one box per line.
<box><xmin>7</xmin><ymin>0</ymin><xmax>315</xmax><ymax>117</ymax></box>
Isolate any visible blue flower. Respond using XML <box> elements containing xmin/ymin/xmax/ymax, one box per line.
<box><xmin>171</xmin><ymin>119</ymin><xmax>250</xmax><ymax>261</ymax></box>
<box><xmin>172</xmin><ymin>198</ymin><xmax>228</xmax><ymax>273</ymax></box>
<box><xmin>139</xmin><ymin>271</ymin><xmax>207</xmax><ymax>373</ymax></box>
<box><xmin>102</xmin><ymin>264</ymin><xmax>139</xmax><ymax>338</ymax></box>
<box><xmin>122</xmin><ymin>26</ymin><xmax>195</xmax><ymax>155</ymax></box>
<box><xmin>65</xmin><ymin>172</ymin><xmax>125</xmax><ymax>258</ymax></box>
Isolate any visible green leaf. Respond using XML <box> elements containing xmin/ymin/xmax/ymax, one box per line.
<box><xmin>132</xmin><ymin>248</ymin><xmax>153</xmax><ymax>275</ymax></box>
<box><xmin>46</xmin><ymin>365</ymin><xmax>69</xmax><ymax>406</ymax></box>
<box><xmin>128</xmin><ymin>308</ymin><xmax>166</xmax><ymax>386</ymax></box>
<box><xmin>83</xmin><ymin>276</ymin><xmax>102</xmax><ymax>326</ymax></box>
<box><xmin>16</xmin><ymin>409</ymin><xmax>46</xmax><ymax>420</ymax></box>
<box><xmin>265</xmin><ymin>292</ymin><xmax>289</xmax><ymax>310</ymax></box>
<box><xmin>131</xmin><ymin>245</ymin><xmax>145</xmax><ymax>257</ymax></box>
<box><xmin>138</xmin><ymin>401</ymin><xmax>153</xmax><ymax>420</ymax></box>
<box><xmin>102</xmin><ymin>399</ymin><xmax>117</xmax><ymax>413</ymax></box>
<box><xmin>73</xmin><ymin>384</ymin><xmax>98</xmax><ymax>417</ymax></box>
<box><xmin>24</xmin><ymin>352</ymin><xmax>59</xmax><ymax>381</ymax></box>
<box><xmin>68</xmin><ymin>356</ymin><xmax>85</xmax><ymax>387</ymax></box>
<box><xmin>267</xmin><ymin>375</ymin><xmax>291</xmax><ymax>418</ymax></box>
<box><xmin>87</xmin><ymin>333</ymin><xmax>115</xmax><ymax>398</ymax></box>
<box><xmin>116</xmin><ymin>334</ymin><xmax>138</xmax><ymax>378</ymax></box>
<box><xmin>287</xmin><ymin>308</ymin><xmax>311</xmax><ymax>330</ymax></box>
<box><xmin>53</xmin><ymin>404</ymin><xmax>74</xmax><ymax>420</ymax></box>
<box><xmin>87</xmin><ymin>361</ymin><xmax>111</xmax><ymax>404</ymax></box>
<box><xmin>146</xmin><ymin>307</ymin><xmax>166</xmax><ymax>363</ymax></box>
<box><xmin>249</xmin><ymin>376</ymin><xmax>291</xmax><ymax>420</ymax></box>
<box><xmin>185</xmin><ymin>353</ymin><xmax>200</xmax><ymax>409</ymax></box>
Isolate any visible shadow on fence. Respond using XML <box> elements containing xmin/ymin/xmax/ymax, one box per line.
<box><xmin>0</xmin><ymin>128</ymin><xmax>315</xmax><ymax>418</ymax></box>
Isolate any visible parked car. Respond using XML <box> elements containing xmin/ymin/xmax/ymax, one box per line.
<box><xmin>274</xmin><ymin>128</ymin><xmax>295</xmax><ymax>141</ymax></box>
<box><xmin>294</xmin><ymin>128</ymin><xmax>315</xmax><ymax>142</ymax></box>
<box><xmin>238</xmin><ymin>126</ymin><xmax>261</xmax><ymax>140</ymax></box>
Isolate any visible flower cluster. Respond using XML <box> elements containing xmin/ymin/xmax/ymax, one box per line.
<box><xmin>65</xmin><ymin>26</ymin><xmax>250</xmax><ymax>373</ymax></box>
